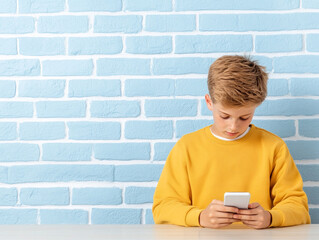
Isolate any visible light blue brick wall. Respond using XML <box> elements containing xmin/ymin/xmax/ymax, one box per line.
<box><xmin>20</xmin><ymin>122</ymin><xmax>65</xmax><ymax>140</ymax></box>
<box><xmin>126</xmin><ymin>36</ymin><xmax>172</xmax><ymax>54</ymax></box>
<box><xmin>19</xmin><ymin>0</ymin><xmax>65</xmax><ymax>13</ymax></box>
<box><xmin>19</xmin><ymin>80</ymin><xmax>65</xmax><ymax>97</ymax></box>
<box><xmin>0</xmin><ymin>38</ymin><xmax>17</xmax><ymax>55</ymax></box>
<box><xmin>0</xmin><ymin>0</ymin><xmax>318</xmax><ymax>225</ymax></box>
<box><xmin>0</xmin><ymin>81</ymin><xmax>16</xmax><ymax>98</ymax></box>
<box><xmin>72</xmin><ymin>188</ymin><xmax>122</xmax><ymax>205</ymax></box>
<box><xmin>20</xmin><ymin>188</ymin><xmax>69</xmax><ymax>206</ymax></box>
<box><xmin>0</xmin><ymin>188</ymin><xmax>18</xmax><ymax>206</ymax></box>
<box><xmin>19</xmin><ymin>38</ymin><xmax>65</xmax><ymax>56</ymax></box>
<box><xmin>40</xmin><ymin>209</ymin><xmax>88</xmax><ymax>224</ymax></box>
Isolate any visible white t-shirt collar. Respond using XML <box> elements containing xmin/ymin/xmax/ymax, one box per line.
<box><xmin>210</xmin><ymin>126</ymin><xmax>251</xmax><ymax>141</ymax></box>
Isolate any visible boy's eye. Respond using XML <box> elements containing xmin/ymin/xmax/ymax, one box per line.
<box><xmin>220</xmin><ymin>116</ymin><xmax>229</xmax><ymax>119</ymax></box>
<box><xmin>240</xmin><ymin>117</ymin><xmax>249</xmax><ymax>121</ymax></box>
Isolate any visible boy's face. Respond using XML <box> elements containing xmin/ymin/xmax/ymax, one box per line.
<box><xmin>205</xmin><ymin>94</ymin><xmax>258</xmax><ymax>140</ymax></box>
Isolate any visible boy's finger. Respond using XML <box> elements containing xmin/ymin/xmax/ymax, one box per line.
<box><xmin>218</xmin><ymin>205</ymin><xmax>239</xmax><ymax>213</ymax></box>
<box><xmin>248</xmin><ymin>202</ymin><xmax>260</xmax><ymax>209</ymax></box>
<box><xmin>211</xmin><ymin>199</ymin><xmax>224</xmax><ymax>205</ymax></box>
<box><xmin>237</xmin><ymin>208</ymin><xmax>259</xmax><ymax>215</ymax></box>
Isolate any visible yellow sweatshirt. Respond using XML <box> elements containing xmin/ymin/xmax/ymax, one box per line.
<box><xmin>152</xmin><ymin>125</ymin><xmax>310</xmax><ymax>227</ymax></box>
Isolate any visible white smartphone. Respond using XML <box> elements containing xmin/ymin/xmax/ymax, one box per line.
<box><xmin>224</xmin><ymin>192</ymin><xmax>250</xmax><ymax>209</ymax></box>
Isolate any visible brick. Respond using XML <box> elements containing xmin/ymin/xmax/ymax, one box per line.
<box><xmin>94</xmin><ymin>15</ymin><xmax>142</xmax><ymax>33</ymax></box>
<box><xmin>126</xmin><ymin>36</ymin><xmax>172</xmax><ymax>54</ymax></box>
<box><xmin>297</xmin><ymin>164</ymin><xmax>319</xmax><ymax>181</ymax></box>
<box><xmin>0</xmin><ymin>60</ymin><xmax>40</xmax><ymax>76</ymax></box>
<box><xmin>36</xmin><ymin>101</ymin><xmax>86</xmax><ymax>118</ymax></box>
<box><xmin>175</xmin><ymin>0</ymin><xmax>299</xmax><ymax>11</ymax></box>
<box><xmin>274</xmin><ymin>55</ymin><xmax>319</xmax><ymax>73</ymax></box>
<box><xmin>69</xmin><ymin>0</ymin><xmax>121</xmax><ymax>12</ymax></box>
<box><xmin>307</xmin><ymin>34</ymin><xmax>319</xmax><ymax>52</ymax></box>
<box><xmin>286</xmin><ymin>141</ymin><xmax>319</xmax><ymax>160</ymax></box>
<box><xmin>72</xmin><ymin>188</ymin><xmax>122</xmax><ymax>205</ymax></box>
<box><xmin>290</xmin><ymin>78</ymin><xmax>319</xmax><ymax>96</ymax></box>
<box><xmin>19</xmin><ymin>37</ymin><xmax>65</xmax><ymax>56</ymax></box>
<box><xmin>255</xmin><ymin>99</ymin><xmax>319</xmax><ymax>116</ymax></box>
<box><xmin>255</xmin><ymin>34</ymin><xmax>303</xmax><ymax>53</ymax></box>
<box><xmin>91</xmin><ymin>101</ymin><xmax>140</xmax><ymax>118</ymax></box>
<box><xmin>42</xmin><ymin>143</ymin><xmax>92</xmax><ymax>161</ymax></box>
<box><xmin>125</xmin><ymin>121</ymin><xmax>173</xmax><ymax>139</ymax></box>
<box><xmin>68</xmin><ymin>122</ymin><xmax>121</xmax><ymax>140</ymax></box>
<box><xmin>92</xmin><ymin>208</ymin><xmax>141</xmax><ymax>224</ymax></box>
<box><xmin>176</xmin><ymin>78</ymin><xmax>207</xmax><ymax>96</ymax></box>
<box><xmin>8</xmin><ymin>165</ymin><xmax>114</xmax><ymax>183</ymax></box>
<box><xmin>42</xmin><ymin>60</ymin><xmax>93</xmax><ymax>76</ymax></box>
<box><xmin>304</xmin><ymin>187</ymin><xmax>319</xmax><ymax>204</ymax></box>
<box><xmin>267</xmin><ymin>79</ymin><xmax>289</xmax><ymax>96</ymax></box>
<box><xmin>0</xmin><ymin>209</ymin><xmax>37</xmax><ymax>224</ymax></box>
<box><xmin>0</xmin><ymin>143</ymin><xmax>39</xmax><ymax>162</ymax></box>
<box><xmin>124</xmin><ymin>0</ymin><xmax>172</xmax><ymax>11</ymax></box>
<box><xmin>20</xmin><ymin>188</ymin><xmax>69</xmax><ymax>206</ymax></box>
<box><xmin>0</xmin><ymin>38</ymin><xmax>17</xmax><ymax>55</ymax></box>
<box><xmin>19</xmin><ymin>80</ymin><xmax>65</xmax><ymax>98</ymax></box>
<box><xmin>310</xmin><ymin>209</ymin><xmax>319</xmax><ymax>224</ymax></box>
<box><xmin>252</xmin><ymin>120</ymin><xmax>296</xmax><ymax>138</ymax></box>
<box><xmin>199</xmin><ymin>13</ymin><xmax>319</xmax><ymax>32</ymax></box>
<box><xmin>0</xmin><ymin>80</ymin><xmax>15</xmax><ymax>98</ymax></box>
<box><xmin>20</xmin><ymin>122</ymin><xmax>65</xmax><ymax>140</ymax></box>
<box><xmin>125</xmin><ymin>187</ymin><xmax>155</xmax><ymax>204</ymax></box>
<box><xmin>0</xmin><ymin>167</ymin><xmax>8</xmax><ymax>183</ymax></box>
<box><xmin>299</xmin><ymin>119</ymin><xmax>319</xmax><ymax>138</ymax></box>
<box><xmin>125</xmin><ymin>78</ymin><xmax>174</xmax><ymax>97</ymax></box>
<box><xmin>69</xmin><ymin>37</ymin><xmax>122</xmax><ymax>55</ymax></box>
<box><xmin>0</xmin><ymin>122</ymin><xmax>17</xmax><ymax>140</ymax></box>
<box><xmin>94</xmin><ymin>143</ymin><xmax>150</xmax><ymax>161</ymax></box>
<box><xmin>145</xmin><ymin>99</ymin><xmax>197</xmax><ymax>117</ymax></box>
<box><xmin>40</xmin><ymin>210</ymin><xmax>88</xmax><ymax>224</ymax></box>
<box><xmin>97</xmin><ymin>58</ymin><xmax>150</xmax><ymax>76</ymax></box>
<box><xmin>19</xmin><ymin>0</ymin><xmax>65</xmax><ymax>13</ymax></box>
<box><xmin>69</xmin><ymin>79</ymin><xmax>121</xmax><ymax>97</ymax></box>
<box><xmin>0</xmin><ymin>0</ymin><xmax>16</xmax><ymax>13</ymax></box>
<box><xmin>145</xmin><ymin>15</ymin><xmax>195</xmax><ymax>32</ymax></box>
<box><xmin>154</xmin><ymin>142</ymin><xmax>175</xmax><ymax>161</ymax></box>
<box><xmin>0</xmin><ymin>17</ymin><xmax>34</xmax><ymax>34</ymax></box>
<box><xmin>153</xmin><ymin>57</ymin><xmax>213</xmax><ymax>75</ymax></box>
<box><xmin>38</xmin><ymin>16</ymin><xmax>88</xmax><ymax>33</ymax></box>
<box><xmin>175</xmin><ymin>35</ymin><xmax>252</xmax><ymax>53</ymax></box>
<box><xmin>145</xmin><ymin>209</ymin><xmax>154</xmax><ymax>224</ymax></box>
<box><xmin>176</xmin><ymin>120</ymin><xmax>212</xmax><ymax>138</ymax></box>
<box><xmin>303</xmin><ymin>0</ymin><xmax>319</xmax><ymax>8</ymax></box>
<box><xmin>0</xmin><ymin>188</ymin><xmax>18</xmax><ymax>206</ymax></box>
<box><xmin>115</xmin><ymin>164</ymin><xmax>163</xmax><ymax>182</ymax></box>
<box><xmin>0</xmin><ymin>170</ymin><xmax>10</xmax><ymax>181</ymax></box>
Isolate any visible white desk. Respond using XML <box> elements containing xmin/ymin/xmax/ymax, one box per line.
<box><xmin>0</xmin><ymin>224</ymin><xmax>317</xmax><ymax>240</ymax></box>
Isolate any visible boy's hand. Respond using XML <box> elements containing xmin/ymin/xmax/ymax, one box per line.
<box><xmin>233</xmin><ymin>202</ymin><xmax>271</xmax><ymax>229</ymax></box>
<box><xmin>199</xmin><ymin>199</ymin><xmax>240</xmax><ymax>228</ymax></box>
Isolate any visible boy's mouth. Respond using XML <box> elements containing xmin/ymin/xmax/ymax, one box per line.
<box><xmin>225</xmin><ymin>131</ymin><xmax>239</xmax><ymax>137</ymax></box>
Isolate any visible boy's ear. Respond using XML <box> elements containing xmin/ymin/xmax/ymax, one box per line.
<box><xmin>205</xmin><ymin>94</ymin><xmax>213</xmax><ymax>111</ymax></box>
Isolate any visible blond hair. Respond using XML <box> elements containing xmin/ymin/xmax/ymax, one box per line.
<box><xmin>207</xmin><ymin>55</ymin><xmax>268</xmax><ymax>106</ymax></box>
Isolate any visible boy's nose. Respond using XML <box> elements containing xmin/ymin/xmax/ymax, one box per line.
<box><xmin>229</xmin><ymin>121</ymin><xmax>238</xmax><ymax>131</ymax></box>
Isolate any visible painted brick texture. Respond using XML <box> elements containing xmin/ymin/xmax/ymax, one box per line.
<box><xmin>0</xmin><ymin>0</ymin><xmax>318</xmax><ymax>225</ymax></box>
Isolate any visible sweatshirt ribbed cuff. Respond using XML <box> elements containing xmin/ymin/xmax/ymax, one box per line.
<box><xmin>268</xmin><ymin>209</ymin><xmax>283</xmax><ymax>227</ymax></box>
<box><xmin>185</xmin><ymin>208</ymin><xmax>202</xmax><ymax>227</ymax></box>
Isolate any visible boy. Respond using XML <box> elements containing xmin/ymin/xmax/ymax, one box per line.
<box><xmin>152</xmin><ymin>55</ymin><xmax>311</xmax><ymax>229</ymax></box>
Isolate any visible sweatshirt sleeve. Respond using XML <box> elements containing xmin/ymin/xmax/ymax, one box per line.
<box><xmin>152</xmin><ymin>139</ymin><xmax>202</xmax><ymax>227</ymax></box>
<box><xmin>269</xmin><ymin>142</ymin><xmax>311</xmax><ymax>227</ymax></box>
